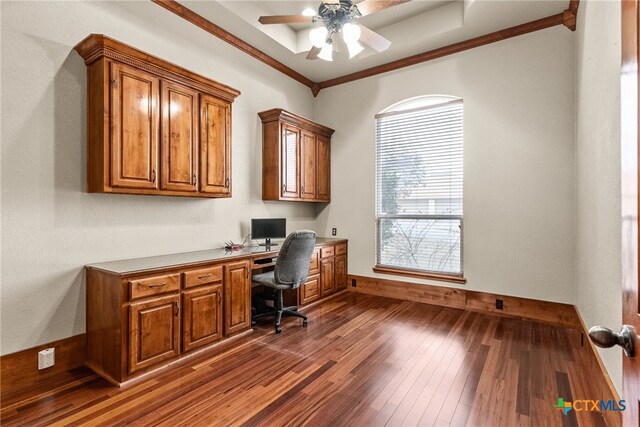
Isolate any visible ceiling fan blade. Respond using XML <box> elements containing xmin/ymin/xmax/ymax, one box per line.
<box><xmin>306</xmin><ymin>46</ymin><xmax>322</xmax><ymax>60</ymax></box>
<box><xmin>258</xmin><ymin>15</ymin><xmax>314</xmax><ymax>25</ymax></box>
<box><xmin>355</xmin><ymin>0</ymin><xmax>411</xmax><ymax>17</ymax></box>
<box><xmin>359</xmin><ymin>25</ymin><xmax>391</xmax><ymax>52</ymax></box>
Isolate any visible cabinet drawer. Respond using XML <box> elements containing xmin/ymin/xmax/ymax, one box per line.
<box><xmin>320</xmin><ymin>246</ymin><xmax>334</xmax><ymax>258</ymax></box>
<box><xmin>183</xmin><ymin>265</ymin><xmax>223</xmax><ymax>288</ymax></box>
<box><xmin>335</xmin><ymin>243</ymin><xmax>347</xmax><ymax>256</ymax></box>
<box><xmin>300</xmin><ymin>275</ymin><xmax>320</xmax><ymax>305</ymax></box>
<box><xmin>129</xmin><ymin>274</ymin><xmax>180</xmax><ymax>300</ymax></box>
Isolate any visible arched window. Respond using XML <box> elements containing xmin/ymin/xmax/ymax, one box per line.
<box><xmin>375</xmin><ymin>95</ymin><xmax>464</xmax><ymax>278</ymax></box>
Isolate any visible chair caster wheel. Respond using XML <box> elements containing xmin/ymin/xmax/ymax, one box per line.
<box><xmin>275</xmin><ymin>326</ymin><xmax>282</xmax><ymax>334</ymax></box>
<box><xmin>303</xmin><ymin>320</ymin><xmax>308</xmax><ymax>327</ymax></box>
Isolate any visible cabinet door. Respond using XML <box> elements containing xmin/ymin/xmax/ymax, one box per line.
<box><xmin>299</xmin><ymin>274</ymin><xmax>320</xmax><ymax>306</ymax></box>
<box><xmin>320</xmin><ymin>258</ymin><xmax>335</xmax><ymax>297</ymax></box>
<box><xmin>182</xmin><ymin>285</ymin><xmax>223</xmax><ymax>352</ymax></box>
<box><xmin>161</xmin><ymin>82</ymin><xmax>198</xmax><ymax>192</ymax></box>
<box><xmin>110</xmin><ymin>62</ymin><xmax>160</xmax><ymax>190</ymax></box>
<box><xmin>316</xmin><ymin>135</ymin><xmax>331</xmax><ymax>201</ymax></box>
<box><xmin>335</xmin><ymin>255</ymin><xmax>347</xmax><ymax>291</ymax></box>
<box><xmin>301</xmin><ymin>131</ymin><xmax>317</xmax><ymax>200</ymax></box>
<box><xmin>224</xmin><ymin>261</ymin><xmax>251</xmax><ymax>336</ymax></box>
<box><xmin>200</xmin><ymin>94</ymin><xmax>231</xmax><ymax>195</ymax></box>
<box><xmin>129</xmin><ymin>295</ymin><xmax>179</xmax><ymax>374</ymax></box>
<box><xmin>281</xmin><ymin>125</ymin><xmax>300</xmax><ymax>199</ymax></box>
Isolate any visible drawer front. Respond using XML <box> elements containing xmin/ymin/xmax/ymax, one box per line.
<box><xmin>309</xmin><ymin>249</ymin><xmax>320</xmax><ymax>275</ymax></box>
<box><xmin>129</xmin><ymin>273</ymin><xmax>180</xmax><ymax>300</ymax></box>
<box><xmin>335</xmin><ymin>243</ymin><xmax>347</xmax><ymax>256</ymax></box>
<box><xmin>183</xmin><ymin>265</ymin><xmax>223</xmax><ymax>288</ymax></box>
<box><xmin>320</xmin><ymin>245</ymin><xmax>334</xmax><ymax>258</ymax></box>
<box><xmin>300</xmin><ymin>275</ymin><xmax>320</xmax><ymax>306</ymax></box>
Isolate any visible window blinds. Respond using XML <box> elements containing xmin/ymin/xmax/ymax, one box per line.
<box><xmin>375</xmin><ymin>99</ymin><xmax>463</xmax><ymax>275</ymax></box>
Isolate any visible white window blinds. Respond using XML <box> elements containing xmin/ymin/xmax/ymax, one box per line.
<box><xmin>375</xmin><ymin>98</ymin><xmax>463</xmax><ymax>276</ymax></box>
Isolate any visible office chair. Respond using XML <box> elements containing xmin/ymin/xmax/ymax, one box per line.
<box><xmin>251</xmin><ymin>230</ymin><xmax>317</xmax><ymax>333</ymax></box>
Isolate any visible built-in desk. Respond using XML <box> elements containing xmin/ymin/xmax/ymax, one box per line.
<box><xmin>85</xmin><ymin>238</ymin><xmax>347</xmax><ymax>386</ymax></box>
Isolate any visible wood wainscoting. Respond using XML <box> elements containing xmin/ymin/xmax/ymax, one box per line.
<box><xmin>348</xmin><ymin>274</ymin><xmax>580</xmax><ymax>329</ymax></box>
<box><xmin>0</xmin><ymin>334</ymin><xmax>86</xmax><ymax>392</ymax></box>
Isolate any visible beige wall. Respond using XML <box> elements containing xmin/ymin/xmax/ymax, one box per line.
<box><xmin>314</xmin><ymin>26</ymin><xmax>577</xmax><ymax>304</ymax></box>
<box><xmin>0</xmin><ymin>1</ymin><xmax>317</xmax><ymax>355</ymax></box>
<box><xmin>574</xmin><ymin>0</ymin><xmax>622</xmax><ymax>394</ymax></box>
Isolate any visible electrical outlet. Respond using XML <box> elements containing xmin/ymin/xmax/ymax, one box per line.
<box><xmin>38</xmin><ymin>348</ymin><xmax>55</xmax><ymax>370</ymax></box>
<box><xmin>495</xmin><ymin>299</ymin><xmax>504</xmax><ymax>310</ymax></box>
<box><xmin>332</xmin><ymin>228</ymin><xmax>337</xmax><ymax>236</ymax></box>
<box><xmin>351</xmin><ymin>278</ymin><xmax>357</xmax><ymax>287</ymax></box>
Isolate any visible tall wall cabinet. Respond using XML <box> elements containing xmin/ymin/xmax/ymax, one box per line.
<box><xmin>259</xmin><ymin>109</ymin><xmax>334</xmax><ymax>203</ymax></box>
<box><xmin>74</xmin><ymin>34</ymin><xmax>240</xmax><ymax>198</ymax></box>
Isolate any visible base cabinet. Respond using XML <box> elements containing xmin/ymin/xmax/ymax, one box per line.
<box><xmin>300</xmin><ymin>274</ymin><xmax>321</xmax><ymax>305</ymax></box>
<box><xmin>128</xmin><ymin>295</ymin><xmax>180</xmax><ymax>374</ymax></box>
<box><xmin>335</xmin><ymin>255</ymin><xmax>347</xmax><ymax>291</ymax></box>
<box><xmin>320</xmin><ymin>258</ymin><xmax>335</xmax><ymax>297</ymax></box>
<box><xmin>182</xmin><ymin>285</ymin><xmax>223</xmax><ymax>352</ymax></box>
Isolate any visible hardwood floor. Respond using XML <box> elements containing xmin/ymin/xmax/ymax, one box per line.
<box><xmin>0</xmin><ymin>293</ymin><xmax>619</xmax><ymax>426</ymax></box>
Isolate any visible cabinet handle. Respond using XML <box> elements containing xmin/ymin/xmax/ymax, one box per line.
<box><xmin>197</xmin><ymin>274</ymin><xmax>212</xmax><ymax>279</ymax></box>
<box><xmin>245</xmin><ymin>268</ymin><xmax>249</xmax><ymax>279</ymax></box>
<box><xmin>301</xmin><ymin>186</ymin><xmax>304</xmax><ymax>194</ymax></box>
<box><xmin>225</xmin><ymin>177</ymin><xmax>230</xmax><ymax>188</ymax></box>
<box><xmin>193</xmin><ymin>174</ymin><xmax>197</xmax><ymax>186</ymax></box>
<box><xmin>282</xmin><ymin>184</ymin><xmax>285</xmax><ymax>193</ymax></box>
<box><xmin>174</xmin><ymin>301</ymin><xmax>179</xmax><ymax>316</ymax></box>
<box><xmin>148</xmin><ymin>282</ymin><xmax>166</xmax><ymax>288</ymax></box>
<box><xmin>218</xmin><ymin>292</ymin><xmax>222</xmax><ymax>303</ymax></box>
<box><xmin>152</xmin><ymin>169</ymin><xmax>156</xmax><ymax>183</ymax></box>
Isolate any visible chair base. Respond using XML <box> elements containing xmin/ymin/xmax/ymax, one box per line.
<box><xmin>251</xmin><ymin>289</ymin><xmax>307</xmax><ymax>334</ymax></box>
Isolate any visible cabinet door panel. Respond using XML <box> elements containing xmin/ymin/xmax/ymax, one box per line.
<box><xmin>320</xmin><ymin>258</ymin><xmax>335</xmax><ymax>297</ymax></box>
<box><xmin>301</xmin><ymin>131</ymin><xmax>317</xmax><ymax>199</ymax></box>
<box><xmin>200</xmin><ymin>95</ymin><xmax>231</xmax><ymax>195</ymax></box>
<box><xmin>110</xmin><ymin>62</ymin><xmax>159</xmax><ymax>189</ymax></box>
<box><xmin>161</xmin><ymin>82</ymin><xmax>198</xmax><ymax>192</ymax></box>
<box><xmin>316</xmin><ymin>135</ymin><xmax>331</xmax><ymax>201</ymax></box>
<box><xmin>281</xmin><ymin>125</ymin><xmax>300</xmax><ymax>199</ymax></box>
<box><xmin>335</xmin><ymin>255</ymin><xmax>347</xmax><ymax>291</ymax></box>
<box><xmin>129</xmin><ymin>295</ymin><xmax>179</xmax><ymax>374</ymax></box>
<box><xmin>224</xmin><ymin>261</ymin><xmax>251</xmax><ymax>336</ymax></box>
<box><xmin>183</xmin><ymin>285</ymin><xmax>223</xmax><ymax>352</ymax></box>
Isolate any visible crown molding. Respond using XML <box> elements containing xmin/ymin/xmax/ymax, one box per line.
<box><xmin>152</xmin><ymin>0</ymin><xmax>579</xmax><ymax>97</ymax></box>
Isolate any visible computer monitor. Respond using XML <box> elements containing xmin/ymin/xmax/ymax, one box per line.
<box><xmin>251</xmin><ymin>218</ymin><xmax>286</xmax><ymax>247</ymax></box>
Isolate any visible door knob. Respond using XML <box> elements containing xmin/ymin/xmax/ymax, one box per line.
<box><xmin>588</xmin><ymin>325</ymin><xmax>635</xmax><ymax>357</ymax></box>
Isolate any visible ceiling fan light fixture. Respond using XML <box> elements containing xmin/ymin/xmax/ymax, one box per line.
<box><xmin>347</xmin><ymin>41</ymin><xmax>364</xmax><ymax>58</ymax></box>
<box><xmin>342</xmin><ymin>22</ymin><xmax>361</xmax><ymax>44</ymax></box>
<box><xmin>301</xmin><ymin>7</ymin><xmax>317</xmax><ymax>17</ymax></box>
<box><xmin>310</xmin><ymin>26</ymin><xmax>329</xmax><ymax>48</ymax></box>
<box><xmin>318</xmin><ymin>44</ymin><xmax>333</xmax><ymax>61</ymax></box>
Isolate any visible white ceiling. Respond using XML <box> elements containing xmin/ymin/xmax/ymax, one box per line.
<box><xmin>180</xmin><ymin>0</ymin><xmax>568</xmax><ymax>82</ymax></box>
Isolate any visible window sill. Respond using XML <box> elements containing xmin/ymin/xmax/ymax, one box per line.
<box><xmin>372</xmin><ymin>265</ymin><xmax>467</xmax><ymax>284</ymax></box>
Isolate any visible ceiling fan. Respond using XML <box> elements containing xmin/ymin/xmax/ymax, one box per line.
<box><xmin>258</xmin><ymin>0</ymin><xmax>410</xmax><ymax>61</ymax></box>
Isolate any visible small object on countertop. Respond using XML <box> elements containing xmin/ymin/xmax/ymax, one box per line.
<box><xmin>224</xmin><ymin>241</ymin><xmax>245</xmax><ymax>251</ymax></box>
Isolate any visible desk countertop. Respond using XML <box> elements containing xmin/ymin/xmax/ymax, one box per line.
<box><xmin>85</xmin><ymin>237</ymin><xmax>347</xmax><ymax>275</ymax></box>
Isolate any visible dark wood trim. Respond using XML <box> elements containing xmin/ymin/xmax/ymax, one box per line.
<box><xmin>150</xmin><ymin>0</ymin><xmax>315</xmax><ymax>90</ymax></box>
<box><xmin>349</xmin><ymin>274</ymin><xmax>581</xmax><ymax>328</ymax></box>
<box><xmin>317</xmin><ymin>12</ymin><xmax>566</xmax><ymax>90</ymax></box>
<box><xmin>150</xmin><ymin>0</ymin><xmax>579</xmax><ymax>96</ymax></box>
<box><xmin>373</xmin><ymin>265</ymin><xmax>467</xmax><ymax>284</ymax></box>
<box><xmin>0</xmin><ymin>334</ymin><xmax>86</xmax><ymax>393</ymax></box>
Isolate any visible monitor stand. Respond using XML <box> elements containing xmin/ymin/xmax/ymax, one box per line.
<box><xmin>258</xmin><ymin>238</ymin><xmax>278</xmax><ymax>247</ymax></box>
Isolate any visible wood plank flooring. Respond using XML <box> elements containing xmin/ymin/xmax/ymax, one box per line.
<box><xmin>0</xmin><ymin>293</ymin><xmax>620</xmax><ymax>426</ymax></box>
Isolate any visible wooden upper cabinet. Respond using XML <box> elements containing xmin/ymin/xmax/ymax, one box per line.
<box><xmin>74</xmin><ymin>34</ymin><xmax>239</xmax><ymax>198</ymax></box>
<box><xmin>110</xmin><ymin>62</ymin><xmax>160</xmax><ymax>190</ymax></box>
<box><xmin>161</xmin><ymin>81</ymin><xmax>198</xmax><ymax>192</ymax></box>
<box><xmin>200</xmin><ymin>95</ymin><xmax>231</xmax><ymax>196</ymax></box>
<box><xmin>259</xmin><ymin>109</ymin><xmax>334</xmax><ymax>203</ymax></box>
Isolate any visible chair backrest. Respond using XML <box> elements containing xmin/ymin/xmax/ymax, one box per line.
<box><xmin>274</xmin><ymin>231</ymin><xmax>317</xmax><ymax>288</ymax></box>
